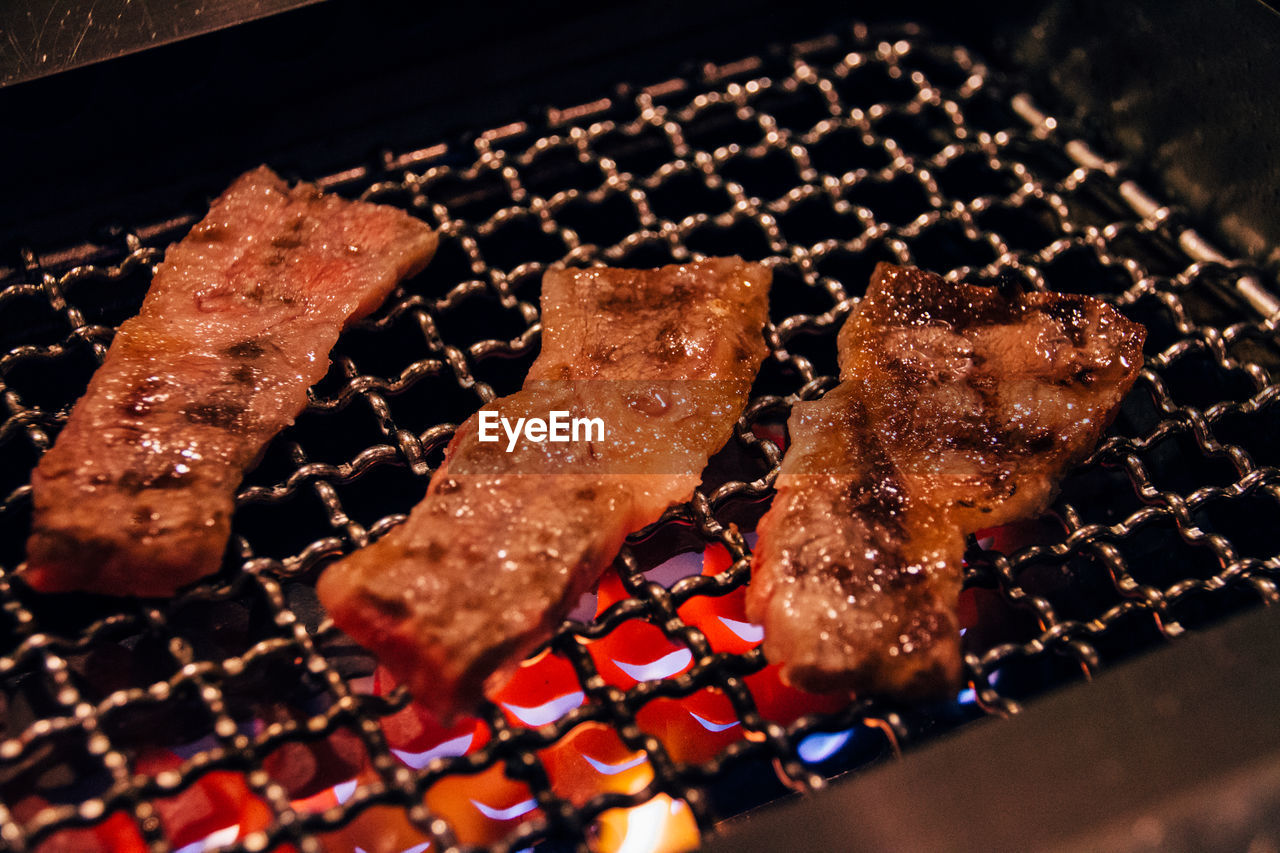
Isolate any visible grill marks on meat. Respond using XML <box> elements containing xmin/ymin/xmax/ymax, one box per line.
<box><xmin>748</xmin><ymin>263</ymin><xmax>1144</xmax><ymax>697</ymax></box>
<box><xmin>317</xmin><ymin>259</ymin><xmax>771</xmax><ymax>720</ymax></box>
<box><xmin>26</xmin><ymin>166</ymin><xmax>437</xmax><ymax>596</ymax></box>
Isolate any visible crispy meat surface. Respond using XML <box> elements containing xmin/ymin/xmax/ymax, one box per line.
<box><xmin>317</xmin><ymin>259</ymin><xmax>771</xmax><ymax>720</ymax></box>
<box><xmin>748</xmin><ymin>263</ymin><xmax>1145</xmax><ymax>697</ymax></box>
<box><xmin>26</xmin><ymin>166</ymin><xmax>437</xmax><ymax>596</ymax></box>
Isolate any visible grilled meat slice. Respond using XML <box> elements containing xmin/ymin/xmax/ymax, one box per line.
<box><xmin>748</xmin><ymin>263</ymin><xmax>1145</xmax><ymax>697</ymax></box>
<box><xmin>317</xmin><ymin>259</ymin><xmax>771</xmax><ymax>720</ymax></box>
<box><xmin>26</xmin><ymin>166</ymin><xmax>437</xmax><ymax>596</ymax></box>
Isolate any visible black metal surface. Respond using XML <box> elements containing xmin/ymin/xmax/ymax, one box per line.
<box><xmin>1</xmin><ymin>16</ymin><xmax>1279</xmax><ymax>853</ymax></box>
<box><xmin>1005</xmin><ymin>0</ymin><xmax>1280</xmax><ymax>268</ymax></box>
<box><xmin>0</xmin><ymin>0</ymin><xmax>847</xmax><ymax>259</ymax></box>
<box><xmin>706</xmin><ymin>603</ymin><xmax>1280</xmax><ymax>853</ymax></box>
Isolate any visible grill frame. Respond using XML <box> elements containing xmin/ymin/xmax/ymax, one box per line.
<box><xmin>1</xmin><ymin>17</ymin><xmax>1279</xmax><ymax>852</ymax></box>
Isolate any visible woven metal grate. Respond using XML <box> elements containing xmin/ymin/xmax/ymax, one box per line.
<box><xmin>2</xmin><ymin>19</ymin><xmax>1280</xmax><ymax>853</ymax></box>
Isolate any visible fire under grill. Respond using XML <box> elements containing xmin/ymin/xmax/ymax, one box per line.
<box><xmin>2</xmin><ymin>18</ymin><xmax>1279</xmax><ymax>853</ymax></box>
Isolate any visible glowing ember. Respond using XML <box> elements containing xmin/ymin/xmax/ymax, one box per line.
<box><xmin>493</xmin><ymin>648</ymin><xmax>587</xmax><ymax>727</ymax></box>
<box><xmin>31</xmin><ymin>525</ymin><xmax>1028</xmax><ymax>852</ymax></box>
<box><xmin>593</xmin><ymin>794</ymin><xmax>700</xmax><ymax>853</ymax></box>
<box><xmin>540</xmin><ymin>722</ymin><xmax>653</xmax><ymax>806</ymax></box>
<box><xmin>588</xmin><ymin>619</ymin><xmax>695</xmax><ymax>687</ymax></box>
<box><xmin>424</xmin><ymin>762</ymin><xmax>543</xmax><ymax>847</ymax></box>
<box><xmin>391</xmin><ymin>732</ymin><xmax>476</xmax><ymax>769</ymax></box>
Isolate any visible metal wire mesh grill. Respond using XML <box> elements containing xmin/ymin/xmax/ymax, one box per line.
<box><xmin>2</xmin><ymin>19</ymin><xmax>1279</xmax><ymax>853</ymax></box>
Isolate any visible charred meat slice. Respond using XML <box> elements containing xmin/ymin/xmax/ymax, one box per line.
<box><xmin>317</xmin><ymin>259</ymin><xmax>771</xmax><ymax>720</ymax></box>
<box><xmin>26</xmin><ymin>166</ymin><xmax>437</xmax><ymax>596</ymax></box>
<box><xmin>748</xmin><ymin>263</ymin><xmax>1144</xmax><ymax>697</ymax></box>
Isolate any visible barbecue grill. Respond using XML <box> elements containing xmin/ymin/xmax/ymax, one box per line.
<box><xmin>2</xmin><ymin>2</ymin><xmax>1279</xmax><ymax>851</ymax></box>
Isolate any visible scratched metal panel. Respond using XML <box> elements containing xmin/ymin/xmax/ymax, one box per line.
<box><xmin>0</xmin><ymin>0</ymin><xmax>322</xmax><ymax>87</ymax></box>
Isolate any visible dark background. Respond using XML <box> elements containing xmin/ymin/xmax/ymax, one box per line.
<box><xmin>1</xmin><ymin>0</ymin><xmax>1278</xmax><ymax>276</ymax></box>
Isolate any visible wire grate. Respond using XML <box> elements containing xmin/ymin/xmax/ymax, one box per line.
<box><xmin>2</xmin><ymin>19</ymin><xmax>1279</xmax><ymax>852</ymax></box>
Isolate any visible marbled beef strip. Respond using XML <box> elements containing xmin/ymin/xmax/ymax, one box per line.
<box><xmin>317</xmin><ymin>259</ymin><xmax>771</xmax><ymax>720</ymax></box>
<box><xmin>748</xmin><ymin>263</ymin><xmax>1144</xmax><ymax>697</ymax></box>
<box><xmin>26</xmin><ymin>166</ymin><xmax>437</xmax><ymax>596</ymax></box>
